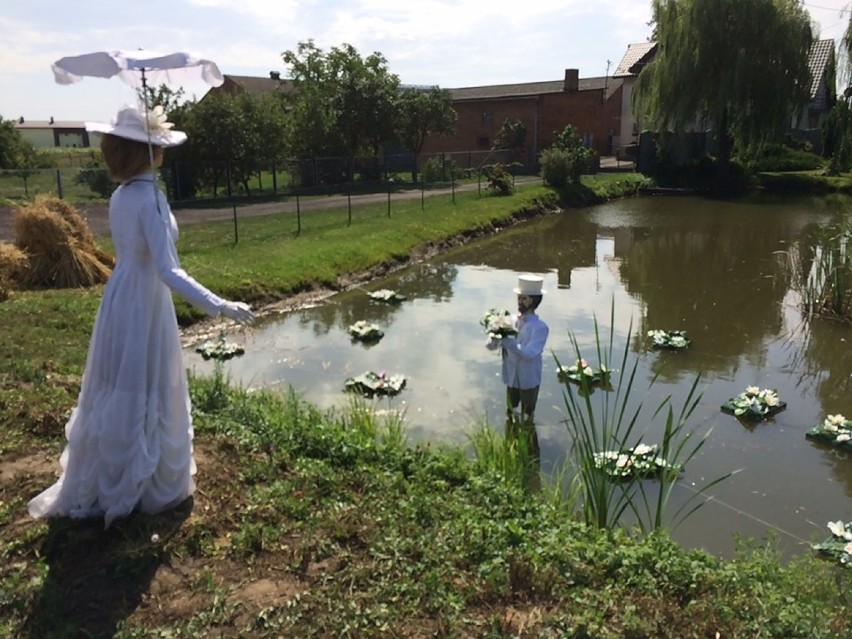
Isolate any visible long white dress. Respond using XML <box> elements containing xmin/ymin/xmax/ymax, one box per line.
<box><xmin>28</xmin><ymin>173</ymin><xmax>227</xmax><ymax>528</ymax></box>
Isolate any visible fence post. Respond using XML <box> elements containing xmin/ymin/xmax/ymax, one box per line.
<box><xmin>296</xmin><ymin>193</ymin><xmax>301</xmax><ymax>236</ymax></box>
<box><xmin>227</xmin><ymin>162</ymin><xmax>238</xmax><ymax>244</ymax></box>
<box><xmin>55</xmin><ymin>169</ymin><xmax>63</xmax><ymax>199</ymax></box>
<box><xmin>272</xmin><ymin>159</ymin><xmax>278</xmax><ymax>195</ymax></box>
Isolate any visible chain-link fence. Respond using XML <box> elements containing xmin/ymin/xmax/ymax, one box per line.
<box><xmin>1</xmin><ymin>148</ymin><xmax>535</xmax><ymax>205</ymax></box>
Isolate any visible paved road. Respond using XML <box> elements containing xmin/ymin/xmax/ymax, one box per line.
<box><xmin>0</xmin><ymin>176</ymin><xmax>544</xmax><ymax>242</ymax></box>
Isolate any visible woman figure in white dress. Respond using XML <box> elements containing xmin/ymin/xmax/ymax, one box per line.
<box><xmin>28</xmin><ymin>106</ymin><xmax>255</xmax><ymax>528</ymax></box>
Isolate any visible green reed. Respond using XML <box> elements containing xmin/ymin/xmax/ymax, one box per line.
<box><xmin>785</xmin><ymin>219</ymin><xmax>852</xmax><ymax>321</ymax></box>
<box><xmin>556</xmin><ymin>304</ymin><xmax>732</xmax><ymax>535</ymax></box>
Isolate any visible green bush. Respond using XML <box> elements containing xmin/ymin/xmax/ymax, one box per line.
<box><xmin>74</xmin><ymin>160</ymin><xmax>115</xmax><ymax>199</ymax></box>
<box><xmin>421</xmin><ymin>155</ymin><xmax>458</xmax><ymax>183</ymax></box>
<box><xmin>482</xmin><ymin>163</ymin><xmax>514</xmax><ymax>195</ymax></box>
<box><xmin>539</xmin><ymin>124</ymin><xmax>592</xmax><ymax>187</ymax></box>
<box><xmin>746</xmin><ymin>145</ymin><xmax>826</xmax><ymax>172</ymax></box>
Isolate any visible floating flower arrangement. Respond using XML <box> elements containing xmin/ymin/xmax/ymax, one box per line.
<box><xmin>721</xmin><ymin>386</ymin><xmax>786</xmax><ymax>421</ymax></box>
<box><xmin>367</xmin><ymin>288</ymin><xmax>406</xmax><ymax>303</ymax></box>
<box><xmin>593</xmin><ymin>444</ymin><xmax>681</xmax><ymax>480</ymax></box>
<box><xmin>647</xmin><ymin>329</ymin><xmax>692</xmax><ymax>350</ymax></box>
<box><xmin>806</xmin><ymin>414</ymin><xmax>852</xmax><ymax>451</ymax></box>
<box><xmin>194</xmin><ymin>334</ymin><xmax>245</xmax><ymax>361</ymax></box>
<box><xmin>344</xmin><ymin>370</ymin><xmax>406</xmax><ymax>397</ymax></box>
<box><xmin>480</xmin><ymin>308</ymin><xmax>518</xmax><ymax>339</ymax></box>
<box><xmin>347</xmin><ymin>320</ymin><xmax>384</xmax><ymax>342</ymax></box>
<box><xmin>812</xmin><ymin>520</ymin><xmax>852</xmax><ymax>568</ymax></box>
<box><xmin>557</xmin><ymin>359</ymin><xmax>612</xmax><ymax>385</ymax></box>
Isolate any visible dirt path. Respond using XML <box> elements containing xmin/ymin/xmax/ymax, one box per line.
<box><xmin>0</xmin><ymin>178</ymin><xmax>542</xmax><ymax>242</ymax></box>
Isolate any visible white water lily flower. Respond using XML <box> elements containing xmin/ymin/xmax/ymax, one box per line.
<box><xmin>844</xmin><ymin>542</ymin><xmax>852</xmax><ymax>555</ymax></box>
<box><xmin>823</xmin><ymin>420</ymin><xmax>839</xmax><ymax>433</ymax></box>
<box><xmin>836</xmin><ymin>433</ymin><xmax>851</xmax><ymax>443</ymax></box>
<box><xmin>827</xmin><ymin>414</ymin><xmax>847</xmax><ymax>426</ymax></box>
<box><xmin>762</xmin><ymin>393</ymin><xmax>779</xmax><ymax>407</ymax></box>
<box><xmin>582</xmin><ymin>366</ymin><xmax>594</xmax><ymax>377</ymax></box>
<box><xmin>145</xmin><ymin>105</ymin><xmax>175</xmax><ymax>132</ymax></box>
<box><xmin>633</xmin><ymin>444</ymin><xmax>654</xmax><ymax>456</ymax></box>
<box><xmin>745</xmin><ymin>385</ymin><xmax>760</xmax><ymax>396</ymax></box>
<box><xmin>827</xmin><ymin>520</ymin><xmax>852</xmax><ymax>540</ymax></box>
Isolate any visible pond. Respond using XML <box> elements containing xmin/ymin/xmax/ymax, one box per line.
<box><xmin>185</xmin><ymin>193</ymin><xmax>852</xmax><ymax>559</ymax></box>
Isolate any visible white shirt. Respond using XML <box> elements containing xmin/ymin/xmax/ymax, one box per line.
<box><xmin>487</xmin><ymin>311</ymin><xmax>549</xmax><ymax>389</ymax></box>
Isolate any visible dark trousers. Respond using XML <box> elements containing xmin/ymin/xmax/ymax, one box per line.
<box><xmin>506</xmin><ymin>385</ymin><xmax>540</xmax><ymax>419</ymax></box>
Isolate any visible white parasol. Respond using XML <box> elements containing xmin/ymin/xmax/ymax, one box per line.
<box><xmin>51</xmin><ymin>49</ymin><xmax>225</xmax><ymax>197</ymax></box>
<box><xmin>52</xmin><ymin>50</ymin><xmax>224</xmax><ymax>90</ymax></box>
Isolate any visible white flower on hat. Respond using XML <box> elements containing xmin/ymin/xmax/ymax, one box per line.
<box><xmin>145</xmin><ymin>105</ymin><xmax>175</xmax><ymax>133</ymax></box>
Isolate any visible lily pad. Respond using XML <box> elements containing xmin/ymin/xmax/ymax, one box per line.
<box><xmin>721</xmin><ymin>387</ymin><xmax>785</xmax><ymax>421</ymax></box>
<box><xmin>347</xmin><ymin>320</ymin><xmax>384</xmax><ymax>342</ymax></box>
<box><xmin>557</xmin><ymin>360</ymin><xmax>612</xmax><ymax>386</ymax></box>
<box><xmin>195</xmin><ymin>338</ymin><xmax>245</xmax><ymax>361</ymax></box>
<box><xmin>344</xmin><ymin>371</ymin><xmax>406</xmax><ymax>397</ymax></box>
<box><xmin>367</xmin><ymin>289</ymin><xmax>406</xmax><ymax>303</ymax></box>
<box><xmin>647</xmin><ymin>329</ymin><xmax>692</xmax><ymax>350</ymax></box>
<box><xmin>805</xmin><ymin>414</ymin><xmax>852</xmax><ymax>451</ymax></box>
<box><xmin>593</xmin><ymin>444</ymin><xmax>682</xmax><ymax>481</ymax></box>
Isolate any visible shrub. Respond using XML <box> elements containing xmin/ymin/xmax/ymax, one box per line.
<box><xmin>421</xmin><ymin>156</ymin><xmax>458</xmax><ymax>183</ymax></box>
<box><xmin>74</xmin><ymin>159</ymin><xmax>115</xmax><ymax>199</ymax></box>
<box><xmin>482</xmin><ymin>163</ymin><xmax>514</xmax><ymax>196</ymax></box>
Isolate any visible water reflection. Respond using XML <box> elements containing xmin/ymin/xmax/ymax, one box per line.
<box><xmin>186</xmin><ymin>194</ymin><xmax>852</xmax><ymax>559</ymax></box>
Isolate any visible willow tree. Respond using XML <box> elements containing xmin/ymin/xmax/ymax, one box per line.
<box><xmin>633</xmin><ymin>0</ymin><xmax>814</xmax><ymax>169</ymax></box>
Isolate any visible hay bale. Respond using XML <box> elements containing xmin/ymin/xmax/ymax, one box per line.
<box><xmin>12</xmin><ymin>202</ymin><xmax>111</xmax><ymax>289</ymax></box>
<box><xmin>28</xmin><ymin>195</ymin><xmax>115</xmax><ymax>269</ymax></box>
<box><xmin>0</xmin><ymin>242</ymin><xmax>28</xmax><ymax>301</ymax></box>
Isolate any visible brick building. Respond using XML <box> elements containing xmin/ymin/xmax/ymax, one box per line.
<box><xmin>419</xmin><ymin>69</ymin><xmax>624</xmax><ymax>167</ymax></box>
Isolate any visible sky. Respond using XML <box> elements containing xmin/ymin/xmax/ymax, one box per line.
<box><xmin>2</xmin><ymin>0</ymin><xmax>851</xmax><ymax>124</ymax></box>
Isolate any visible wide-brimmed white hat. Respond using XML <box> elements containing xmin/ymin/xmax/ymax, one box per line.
<box><xmin>85</xmin><ymin>105</ymin><xmax>186</xmax><ymax>147</ymax></box>
<box><xmin>513</xmin><ymin>274</ymin><xmax>546</xmax><ymax>295</ymax></box>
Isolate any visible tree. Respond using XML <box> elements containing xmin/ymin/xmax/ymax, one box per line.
<box><xmin>172</xmin><ymin>91</ymin><xmax>288</xmax><ymax>198</ymax></box>
<box><xmin>633</xmin><ymin>0</ymin><xmax>813</xmax><ymax>170</ymax></box>
<box><xmin>0</xmin><ymin>117</ymin><xmax>34</xmax><ymax>170</ymax></box>
<box><xmin>138</xmin><ymin>84</ymin><xmax>186</xmax><ymax>114</ymax></box>
<box><xmin>281</xmin><ymin>40</ymin><xmax>400</xmax><ymax>183</ymax></box>
<box><xmin>492</xmin><ymin>118</ymin><xmax>527</xmax><ymax>154</ymax></box>
<box><xmin>394</xmin><ymin>87</ymin><xmax>456</xmax><ymax>183</ymax></box>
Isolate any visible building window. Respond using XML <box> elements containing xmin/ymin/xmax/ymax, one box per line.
<box><xmin>478</xmin><ymin>136</ymin><xmax>490</xmax><ymax>148</ymax></box>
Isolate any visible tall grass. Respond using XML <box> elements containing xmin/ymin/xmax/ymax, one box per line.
<box><xmin>556</xmin><ymin>304</ymin><xmax>732</xmax><ymax>535</ymax></box>
<box><xmin>467</xmin><ymin>416</ymin><xmax>541</xmax><ymax>492</ymax></box>
<box><xmin>784</xmin><ymin>219</ymin><xmax>852</xmax><ymax>321</ymax></box>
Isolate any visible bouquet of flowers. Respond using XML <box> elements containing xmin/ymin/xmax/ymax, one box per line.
<box><xmin>647</xmin><ymin>329</ymin><xmax>691</xmax><ymax>350</ymax></box>
<box><xmin>557</xmin><ymin>358</ymin><xmax>611</xmax><ymax>385</ymax></box>
<box><xmin>194</xmin><ymin>333</ymin><xmax>245</xmax><ymax>361</ymax></box>
<box><xmin>344</xmin><ymin>370</ymin><xmax>406</xmax><ymax>397</ymax></box>
<box><xmin>480</xmin><ymin>308</ymin><xmax>518</xmax><ymax>339</ymax></box>
<box><xmin>347</xmin><ymin>320</ymin><xmax>384</xmax><ymax>342</ymax></box>
<box><xmin>367</xmin><ymin>289</ymin><xmax>406</xmax><ymax>303</ymax></box>
<box><xmin>721</xmin><ymin>386</ymin><xmax>785</xmax><ymax>420</ymax></box>
<box><xmin>592</xmin><ymin>443</ymin><xmax>681</xmax><ymax>480</ymax></box>
<box><xmin>812</xmin><ymin>520</ymin><xmax>852</xmax><ymax>568</ymax></box>
<box><xmin>806</xmin><ymin>413</ymin><xmax>852</xmax><ymax>451</ymax></box>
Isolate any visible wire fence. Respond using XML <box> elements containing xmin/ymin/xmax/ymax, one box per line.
<box><xmin>0</xmin><ymin>148</ymin><xmax>534</xmax><ymax>206</ymax></box>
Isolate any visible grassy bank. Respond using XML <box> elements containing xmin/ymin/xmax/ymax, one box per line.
<box><xmin>3</xmin><ymin>173</ymin><xmax>851</xmax><ymax>638</ymax></box>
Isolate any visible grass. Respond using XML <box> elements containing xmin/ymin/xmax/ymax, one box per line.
<box><xmin>4</xmin><ymin>173</ymin><xmax>852</xmax><ymax>637</ymax></box>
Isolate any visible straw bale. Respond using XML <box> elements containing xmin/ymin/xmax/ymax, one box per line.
<box><xmin>15</xmin><ymin>196</ymin><xmax>115</xmax><ymax>269</ymax></box>
<box><xmin>11</xmin><ymin>202</ymin><xmax>112</xmax><ymax>289</ymax></box>
<box><xmin>0</xmin><ymin>242</ymin><xmax>28</xmax><ymax>300</ymax></box>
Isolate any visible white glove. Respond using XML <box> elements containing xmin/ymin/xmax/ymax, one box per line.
<box><xmin>220</xmin><ymin>301</ymin><xmax>256</xmax><ymax>325</ymax></box>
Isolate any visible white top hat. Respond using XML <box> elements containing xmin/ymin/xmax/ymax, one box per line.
<box><xmin>513</xmin><ymin>274</ymin><xmax>546</xmax><ymax>296</ymax></box>
<box><xmin>86</xmin><ymin>105</ymin><xmax>187</xmax><ymax>147</ymax></box>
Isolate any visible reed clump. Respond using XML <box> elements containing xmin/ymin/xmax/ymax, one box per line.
<box><xmin>9</xmin><ymin>195</ymin><xmax>113</xmax><ymax>290</ymax></box>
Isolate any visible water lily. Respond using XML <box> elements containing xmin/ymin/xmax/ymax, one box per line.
<box><xmin>723</xmin><ymin>386</ymin><xmax>783</xmax><ymax>420</ymax></box>
<box><xmin>827</xmin><ymin>414</ymin><xmax>847</xmax><ymax>427</ymax></box>
<box><xmin>827</xmin><ymin>520</ymin><xmax>852</xmax><ymax>540</ymax></box>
